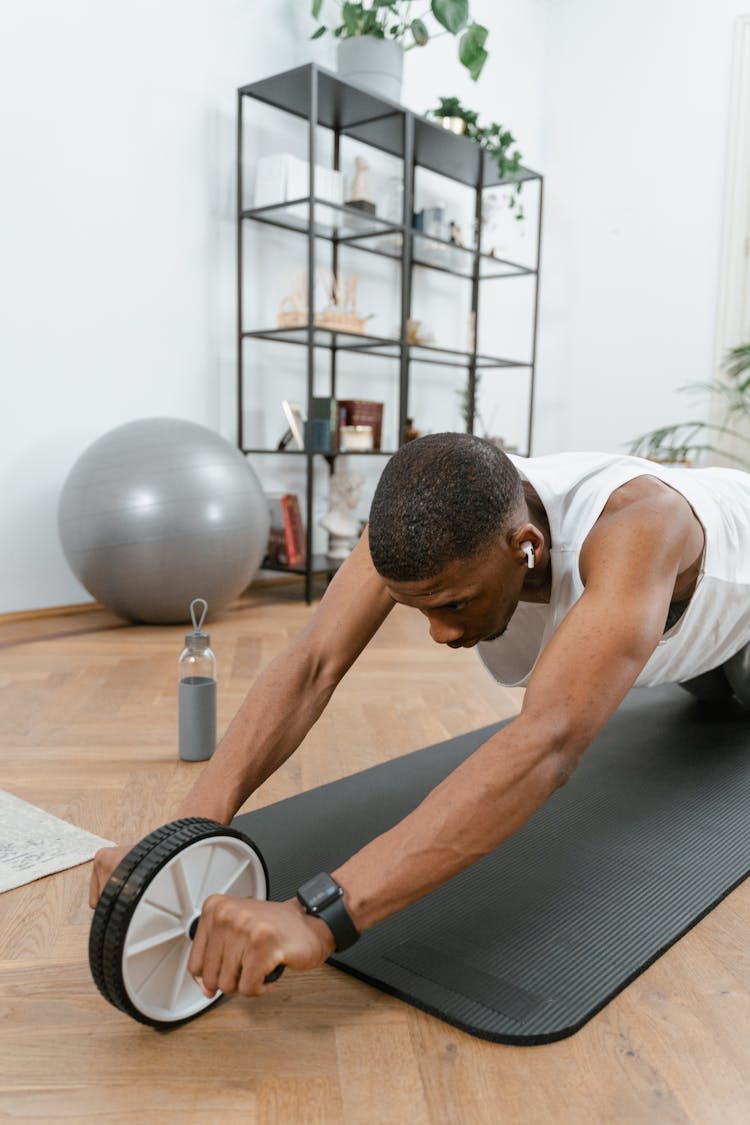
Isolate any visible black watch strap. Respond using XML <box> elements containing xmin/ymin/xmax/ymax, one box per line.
<box><xmin>296</xmin><ymin>873</ymin><xmax>360</xmax><ymax>952</ymax></box>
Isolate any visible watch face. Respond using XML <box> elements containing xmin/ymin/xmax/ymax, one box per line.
<box><xmin>300</xmin><ymin>873</ymin><xmax>340</xmax><ymax>911</ymax></box>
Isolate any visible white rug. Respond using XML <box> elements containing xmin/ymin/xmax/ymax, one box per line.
<box><xmin>0</xmin><ymin>789</ymin><xmax>115</xmax><ymax>893</ymax></box>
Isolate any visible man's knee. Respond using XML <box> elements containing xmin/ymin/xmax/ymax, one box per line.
<box><xmin>724</xmin><ymin>641</ymin><xmax>750</xmax><ymax>708</ymax></box>
<box><xmin>678</xmin><ymin>666</ymin><xmax>734</xmax><ymax>702</ymax></box>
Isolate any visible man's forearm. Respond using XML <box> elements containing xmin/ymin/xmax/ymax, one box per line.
<box><xmin>173</xmin><ymin>644</ymin><xmax>337</xmax><ymax>825</ymax></box>
<box><xmin>332</xmin><ymin>714</ymin><xmax>569</xmax><ymax>932</ymax></box>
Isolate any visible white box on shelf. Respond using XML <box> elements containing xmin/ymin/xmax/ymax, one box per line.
<box><xmin>285</xmin><ymin>155</ymin><xmax>310</xmax><ymax>202</ymax></box>
<box><xmin>253</xmin><ymin>154</ymin><xmax>292</xmax><ymax>209</ymax></box>
<box><xmin>253</xmin><ymin>154</ymin><xmax>345</xmax><ymax>210</ymax></box>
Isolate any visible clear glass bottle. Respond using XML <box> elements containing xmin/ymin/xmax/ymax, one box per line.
<box><xmin>178</xmin><ymin>598</ymin><xmax>216</xmax><ymax>762</ymax></box>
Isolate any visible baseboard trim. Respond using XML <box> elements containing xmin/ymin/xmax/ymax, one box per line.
<box><xmin>0</xmin><ymin>601</ymin><xmax>104</xmax><ymax>624</ymax></box>
<box><xmin>0</xmin><ymin>575</ymin><xmax>310</xmax><ymax>625</ymax></box>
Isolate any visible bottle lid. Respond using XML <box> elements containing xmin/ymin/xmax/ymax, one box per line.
<box><xmin>185</xmin><ymin>598</ymin><xmax>210</xmax><ymax>646</ymax></box>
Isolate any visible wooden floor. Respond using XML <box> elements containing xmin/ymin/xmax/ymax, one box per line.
<box><xmin>1</xmin><ymin>583</ymin><xmax>750</xmax><ymax>1124</ymax></box>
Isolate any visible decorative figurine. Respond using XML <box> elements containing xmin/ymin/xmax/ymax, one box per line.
<box><xmin>347</xmin><ymin>156</ymin><xmax>376</xmax><ymax>215</ymax></box>
<box><xmin>277</xmin><ymin>270</ymin><xmax>370</xmax><ymax>334</ymax></box>
<box><xmin>405</xmin><ymin>318</ymin><xmax>435</xmax><ymax>346</ymax></box>
<box><xmin>319</xmin><ymin>467</ymin><xmax>366</xmax><ymax>559</ymax></box>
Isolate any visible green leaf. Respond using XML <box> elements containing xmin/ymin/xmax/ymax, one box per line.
<box><xmin>311</xmin><ymin>0</ymin><xmax>324</xmax><ymax>20</ymax></box>
<box><xmin>362</xmin><ymin>8</ymin><xmax>381</xmax><ymax>34</ymax></box>
<box><xmin>311</xmin><ymin>24</ymin><xmax>327</xmax><ymax>38</ymax></box>
<box><xmin>342</xmin><ymin>2</ymin><xmax>361</xmax><ymax>35</ymax></box>
<box><xmin>724</xmin><ymin>342</ymin><xmax>750</xmax><ymax>381</ymax></box>
<box><xmin>435</xmin><ymin>95</ymin><xmax>462</xmax><ymax>116</ymax></box>
<box><xmin>459</xmin><ymin>22</ymin><xmax>488</xmax><ymax>80</ymax></box>
<box><xmin>432</xmin><ymin>0</ymin><xmax>469</xmax><ymax>34</ymax></box>
<box><xmin>411</xmin><ymin>18</ymin><xmax>429</xmax><ymax>45</ymax></box>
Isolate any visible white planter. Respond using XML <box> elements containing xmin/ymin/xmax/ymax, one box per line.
<box><xmin>337</xmin><ymin>37</ymin><xmax>404</xmax><ymax>104</ymax></box>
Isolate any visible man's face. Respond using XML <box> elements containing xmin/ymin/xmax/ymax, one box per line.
<box><xmin>384</xmin><ymin>534</ymin><xmax>526</xmax><ymax>649</ymax></box>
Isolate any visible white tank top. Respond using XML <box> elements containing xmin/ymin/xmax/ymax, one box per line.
<box><xmin>477</xmin><ymin>452</ymin><xmax>750</xmax><ymax>688</ymax></box>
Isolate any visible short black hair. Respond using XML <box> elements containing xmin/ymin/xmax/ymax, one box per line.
<box><xmin>368</xmin><ymin>432</ymin><xmax>525</xmax><ymax>581</ymax></box>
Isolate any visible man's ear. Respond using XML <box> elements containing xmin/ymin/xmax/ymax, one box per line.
<box><xmin>511</xmin><ymin>525</ymin><xmax>544</xmax><ymax>569</ymax></box>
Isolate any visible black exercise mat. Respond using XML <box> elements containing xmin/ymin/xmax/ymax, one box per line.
<box><xmin>234</xmin><ymin>686</ymin><xmax>750</xmax><ymax>1044</ymax></box>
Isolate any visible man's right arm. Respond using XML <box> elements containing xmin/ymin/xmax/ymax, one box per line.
<box><xmin>88</xmin><ymin>528</ymin><xmax>395</xmax><ymax>905</ymax></box>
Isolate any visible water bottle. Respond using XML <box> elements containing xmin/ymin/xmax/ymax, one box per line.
<box><xmin>178</xmin><ymin>598</ymin><xmax>216</xmax><ymax>762</ymax></box>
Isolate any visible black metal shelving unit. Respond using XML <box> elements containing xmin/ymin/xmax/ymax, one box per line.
<box><xmin>238</xmin><ymin>63</ymin><xmax>543</xmax><ymax>602</ymax></box>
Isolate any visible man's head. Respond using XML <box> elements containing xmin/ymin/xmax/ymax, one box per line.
<box><xmin>369</xmin><ymin>433</ymin><xmax>525</xmax><ymax>581</ymax></box>
<box><xmin>368</xmin><ymin>433</ymin><xmax>542</xmax><ymax>649</ymax></box>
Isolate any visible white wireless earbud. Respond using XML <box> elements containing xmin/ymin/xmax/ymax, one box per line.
<box><xmin>521</xmin><ymin>541</ymin><xmax>535</xmax><ymax>569</ymax></box>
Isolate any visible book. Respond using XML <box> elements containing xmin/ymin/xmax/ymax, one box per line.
<box><xmin>280</xmin><ymin>494</ymin><xmax>306</xmax><ymax>569</ymax></box>
<box><xmin>262</xmin><ymin>494</ymin><xmax>288</xmax><ymax>569</ymax></box>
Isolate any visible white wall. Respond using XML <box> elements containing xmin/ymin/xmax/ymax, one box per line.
<box><xmin>0</xmin><ymin>0</ymin><xmax>744</xmax><ymax>614</ymax></box>
<box><xmin>1</xmin><ymin>0</ymin><xmax>314</xmax><ymax>613</ymax></box>
<box><xmin>534</xmin><ymin>0</ymin><xmax>749</xmax><ymax>454</ymax></box>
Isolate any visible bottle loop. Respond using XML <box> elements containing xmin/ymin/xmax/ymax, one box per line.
<box><xmin>190</xmin><ymin>598</ymin><xmax>208</xmax><ymax>633</ymax></box>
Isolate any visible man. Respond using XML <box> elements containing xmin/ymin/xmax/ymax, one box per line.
<box><xmin>89</xmin><ymin>434</ymin><xmax>750</xmax><ymax>1001</ymax></box>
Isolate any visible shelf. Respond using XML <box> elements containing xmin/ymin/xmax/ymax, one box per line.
<box><xmin>262</xmin><ymin>553</ymin><xmax>343</xmax><ymax>576</ymax></box>
<box><xmin>243</xmin><ymin>326</ymin><xmax>400</xmax><ymax>351</ymax></box>
<box><xmin>410</xmin><ymin>232</ymin><xmax>535</xmax><ymax>279</ymax></box>
<box><xmin>243</xmin><ymin>203</ymin><xmax>534</xmax><ymax>279</ymax></box>
<box><xmin>242</xmin><ymin>326</ymin><xmax>530</xmax><ymax>370</ymax></box>
<box><xmin>406</xmin><ymin>342</ymin><xmax>531</xmax><ymax>370</ymax></box>
<box><xmin>241</xmin><ymin>66</ymin><xmax>407</xmax><ymax>163</ymax></box>
<box><xmin>244</xmin><ymin>447</ymin><xmax>395</xmax><ymax>457</ymax></box>
<box><xmin>348</xmin><ymin>229</ymin><xmax>535</xmax><ymax>279</ymax></box>
<box><xmin>240</xmin><ymin>65</ymin><xmax>542</xmax><ymax>189</ymax></box>
<box><xmin>243</xmin><ymin>198</ymin><xmax>399</xmax><ymax>241</ymax></box>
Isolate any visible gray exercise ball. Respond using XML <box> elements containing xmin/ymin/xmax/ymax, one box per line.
<box><xmin>58</xmin><ymin>417</ymin><xmax>270</xmax><ymax>624</ymax></box>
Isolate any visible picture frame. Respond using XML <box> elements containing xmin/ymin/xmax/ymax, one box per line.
<box><xmin>281</xmin><ymin>400</ymin><xmax>306</xmax><ymax>451</ymax></box>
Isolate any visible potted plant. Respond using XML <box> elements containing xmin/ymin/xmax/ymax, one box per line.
<box><xmin>311</xmin><ymin>0</ymin><xmax>489</xmax><ymax>103</ymax></box>
<box><xmin>429</xmin><ymin>95</ymin><xmax>525</xmax><ymax>218</ymax></box>
<box><xmin>629</xmin><ymin>343</ymin><xmax>750</xmax><ymax>469</ymax></box>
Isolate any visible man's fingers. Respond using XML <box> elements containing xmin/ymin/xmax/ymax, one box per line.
<box><xmin>217</xmin><ymin>943</ymin><xmax>244</xmax><ymax>996</ymax></box>
<box><xmin>189</xmin><ymin>895</ymin><xmax>226</xmax><ymax>995</ymax></box>
<box><xmin>88</xmin><ymin>845</ymin><xmax>130</xmax><ymax>910</ymax></box>
<box><xmin>89</xmin><ymin>854</ymin><xmax>107</xmax><ymax>908</ymax></box>
<box><xmin>188</xmin><ymin>914</ymin><xmax>208</xmax><ymax>983</ymax></box>
<box><xmin>88</xmin><ymin>858</ymin><xmax>109</xmax><ymax>909</ymax></box>
<box><xmin>238</xmin><ymin>954</ymin><xmax>284</xmax><ymax>997</ymax></box>
<box><xmin>88</xmin><ymin>873</ymin><xmax>99</xmax><ymax>910</ymax></box>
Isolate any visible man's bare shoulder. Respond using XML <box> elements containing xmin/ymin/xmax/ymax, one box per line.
<box><xmin>581</xmin><ymin>473</ymin><xmax>704</xmax><ymax>589</ymax></box>
<box><xmin>598</xmin><ymin>473</ymin><xmax>693</xmax><ymax>520</ymax></box>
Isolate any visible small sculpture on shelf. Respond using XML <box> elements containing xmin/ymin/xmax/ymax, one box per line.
<box><xmin>277</xmin><ymin>273</ymin><xmax>306</xmax><ymax>329</ymax></box>
<box><xmin>316</xmin><ymin>271</ymin><xmax>369</xmax><ymax>334</ymax></box>
<box><xmin>319</xmin><ymin>467</ymin><xmax>365</xmax><ymax>560</ymax></box>
<box><xmin>405</xmin><ymin>318</ymin><xmax>435</xmax><ymax>346</ymax></box>
<box><xmin>277</xmin><ymin>270</ymin><xmax>370</xmax><ymax>335</ymax></box>
<box><xmin>346</xmin><ymin>156</ymin><xmax>376</xmax><ymax>215</ymax></box>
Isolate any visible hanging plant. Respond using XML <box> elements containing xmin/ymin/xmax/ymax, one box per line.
<box><xmin>429</xmin><ymin>95</ymin><xmax>524</xmax><ymax>219</ymax></box>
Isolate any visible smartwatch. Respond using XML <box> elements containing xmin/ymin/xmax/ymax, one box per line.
<box><xmin>296</xmin><ymin>872</ymin><xmax>359</xmax><ymax>952</ymax></box>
